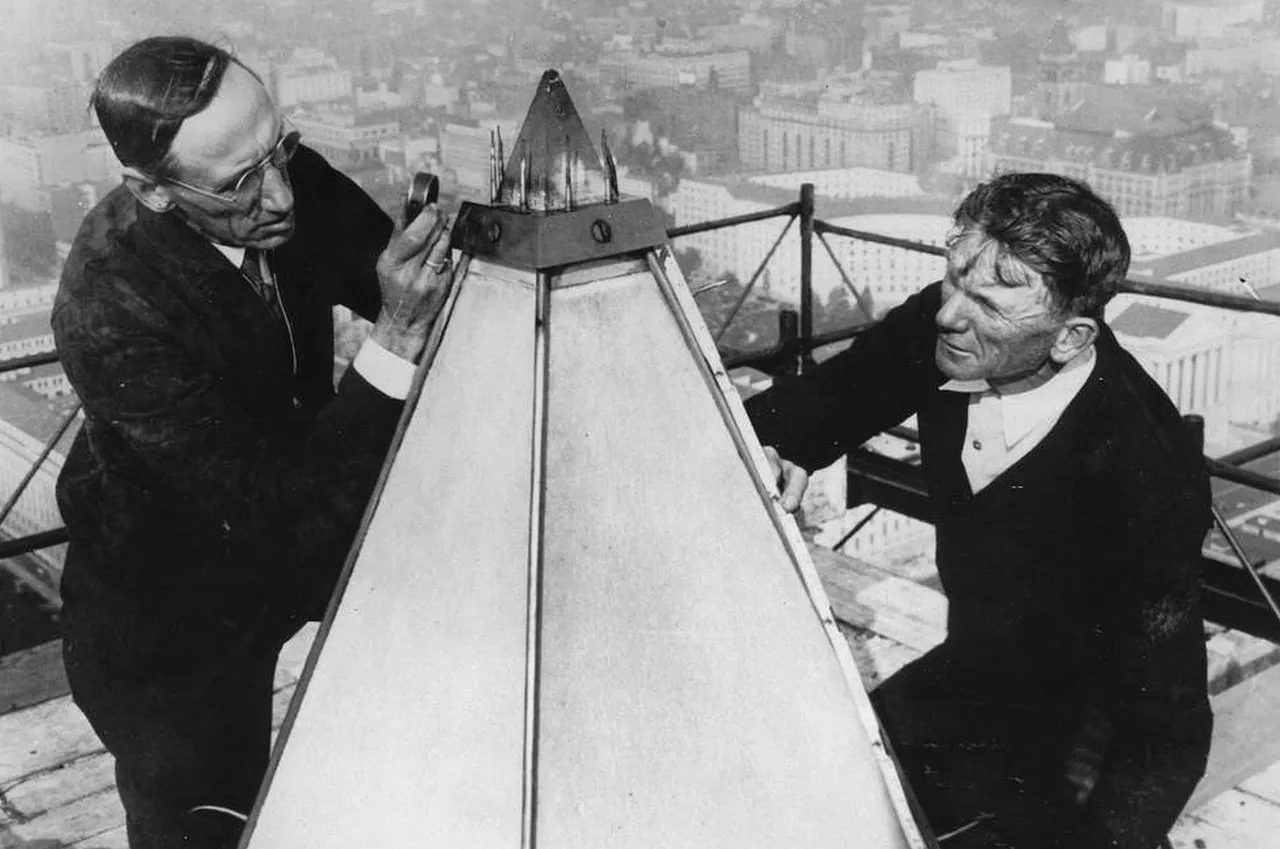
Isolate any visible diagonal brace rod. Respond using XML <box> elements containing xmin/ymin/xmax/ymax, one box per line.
<box><xmin>714</xmin><ymin>215</ymin><xmax>797</xmax><ymax>344</ymax></box>
<box><xmin>1211</xmin><ymin>502</ymin><xmax>1280</xmax><ymax>629</ymax></box>
<box><xmin>815</xmin><ymin>229</ymin><xmax>878</xmax><ymax>322</ymax></box>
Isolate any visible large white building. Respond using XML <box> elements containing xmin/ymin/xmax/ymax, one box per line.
<box><xmin>0</xmin><ymin>82</ymin><xmax>90</xmax><ymax>136</ymax></box>
<box><xmin>749</xmin><ymin>167</ymin><xmax>924</xmax><ymax>199</ymax></box>
<box><xmin>0</xmin><ymin>130</ymin><xmax>116</xmax><ymax>212</ymax></box>
<box><xmin>1227</xmin><ymin>309</ymin><xmax>1280</xmax><ymax>429</ymax></box>
<box><xmin>290</xmin><ymin>109</ymin><xmax>400</xmax><ymax>168</ymax></box>
<box><xmin>668</xmin><ymin>173</ymin><xmax>952</xmax><ymax>313</ymax></box>
<box><xmin>43</xmin><ymin>40</ymin><xmax>114</xmax><ymax>83</ymax></box>
<box><xmin>988</xmin><ymin>107</ymin><xmax>1252</xmax><ymax>222</ymax></box>
<box><xmin>819</xmin><ymin>213</ymin><xmax>949</xmax><ymax>313</ymax></box>
<box><xmin>1124</xmin><ymin>217</ymin><xmax>1243</xmax><ymax>261</ymax></box>
<box><xmin>273</xmin><ymin>49</ymin><xmax>353</xmax><ymax>109</ymax></box>
<box><xmin>1162</xmin><ymin>0</ymin><xmax>1265</xmax><ymax>40</ymax></box>
<box><xmin>1184</xmin><ymin>34</ymin><xmax>1280</xmax><ymax>77</ymax></box>
<box><xmin>739</xmin><ymin>98</ymin><xmax>920</xmax><ymax>174</ymax></box>
<box><xmin>1128</xmin><ymin>229</ymin><xmax>1280</xmax><ymax>433</ymax></box>
<box><xmin>912</xmin><ymin>60</ymin><xmax>1011</xmax><ymax>176</ymax></box>
<box><xmin>1107</xmin><ymin>298</ymin><xmax>1233</xmax><ymax>447</ymax></box>
<box><xmin>379</xmin><ymin>134</ymin><xmax>440</xmax><ymax>185</ymax></box>
<box><xmin>1131</xmin><ymin>230</ymin><xmax>1280</xmax><ymax>297</ymax></box>
<box><xmin>439</xmin><ymin>117</ymin><xmax>522</xmax><ymax>200</ymax></box>
<box><xmin>600</xmin><ymin>47</ymin><xmax>751</xmax><ymax>92</ymax></box>
<box><xmin>0</xmin><ymin>314</ymin><xmax>55</xmax><ymax>362</ymax></box>
<box><xmin>913</xmin><ymin>61</ymin><xmax>1012</xmax><ymax>120</ymax></box>
<box><xmin>1103</xmin><ymin>55</ymin><xmax>1153</xmax><ymax>86</ymax></box>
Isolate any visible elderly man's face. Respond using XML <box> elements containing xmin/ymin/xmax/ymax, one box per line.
<box><xmin>162</xmin><ymin>62</ymin><xmax>296</xmax><ymax>250</ymax></box>
<box><xmin>934</xmin><ymin>230</ymin><xmax>1064</xmax><ymax>387</ymax></box>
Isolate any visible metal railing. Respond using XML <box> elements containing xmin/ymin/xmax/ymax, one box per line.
<box><xmin>4</xmin><ymin>183</ymin><xmax>1280</xmax><ymax>642</ymax></box>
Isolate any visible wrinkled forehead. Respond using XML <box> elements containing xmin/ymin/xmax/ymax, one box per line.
<box><xmin>945</xmin><ymin>227</ymin><xmax>1043</xmax><ymax>293</ymax></box>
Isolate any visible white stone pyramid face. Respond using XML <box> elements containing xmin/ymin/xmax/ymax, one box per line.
<box><xmin>239</xmin><ymin>253</ymin><xmax>926</xmax><ymax>849</ymax></box>
<box><xmin>239</xmin><ymin>71</ymin><xmax>929</xmax><ymax>849</ymax></box>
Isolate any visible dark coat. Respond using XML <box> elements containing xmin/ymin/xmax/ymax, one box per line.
<box><xmin>53</xmin><ymin>146</ymin><xmax>402</xmax><ymax>683</ymax></box>
<box><xmin>746</xmin><ymin>282</ymin><xmax>1213</xmax><ymax>848</ymax></box>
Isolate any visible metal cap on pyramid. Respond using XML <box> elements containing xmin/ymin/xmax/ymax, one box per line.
<box><xmin>493</xmin><ymin>69</ymin><xmax>618</xmax><ymax>212</ymax></box>
<box><xmin>453</xmin><ymin>69</ymin><xmax>660</xmax><ymax>270</ymax></box>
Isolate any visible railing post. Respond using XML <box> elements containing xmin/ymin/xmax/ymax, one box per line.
<box><xmin>798</xmin><ymin>182</ymin><xmax>815</xmax><ymax>374</ymax></box>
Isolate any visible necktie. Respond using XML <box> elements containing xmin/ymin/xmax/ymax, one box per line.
<box><xmin>240</xmin><ymin>249</ymin><xmax>281</xmax><ymax>319</ymax></box>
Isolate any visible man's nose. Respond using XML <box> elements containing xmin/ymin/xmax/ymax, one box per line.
<box><xmin>936</xmin><ymin>287</ymin><xmax>967</xmax><ymax>331</ymax></box>
<box><xmin>259</xmin><ymin>166</ymin><xmax>293</xmax><ymax>213</ymax></box>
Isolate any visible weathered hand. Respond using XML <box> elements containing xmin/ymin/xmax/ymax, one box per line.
<box><xmin>762</xmin><ymin>445</ymin><xmax>809</xmax><ymax>513</ymax></box>
<box><xmin>370</xmin><ymin>204</ymin><xmax>455</xmax><ymax>362</ymax></box>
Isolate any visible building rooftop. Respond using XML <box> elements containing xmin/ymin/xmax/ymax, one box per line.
<box><xmin>0</xmin><ymin>313</ymin><xmax>53</xmax><ymax>346</ymax></box>
<box><xmin>1055</xmin><ymin>85</ymin><xmax>1214</xmax><ymax>139</ymax></box>
<box><xmin>1132</xmin><ymin>230</ymin><xmax>1280</xmax><ymax>279</ymax></box>
<box><xmin>1110</xmin><ymin>301</ymin><xmax>1191</xmax><ymax>340</ymax></box>
<box><xmin>684</xmin><ymin>174</ymin><xmax>956</xmax><ymax>219</ymax></box>
<box><xmin>0</xmin><ymin>380</ymin><xmax>79</xmax><ymax>446</ymax></box>
<box><xmin>992</xmin><ymin>112</ymin><xmax>1243</xmax><ymax>174</ymax></box>
<box><xmin>1040</xmin><ymin>19</ymin><xmax>1076</xmax><ymax>58</ymax></box>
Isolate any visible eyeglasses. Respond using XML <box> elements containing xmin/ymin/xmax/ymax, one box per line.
<box><xmin>165</xmin><ymin>125</ymin><xmax>302</xmax><ymax>210</ymax></box>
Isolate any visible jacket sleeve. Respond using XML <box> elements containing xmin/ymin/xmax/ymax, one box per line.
<box><xmin>53</xmin><ymin>288</ymin><xmax>404</xmax><ymax>580</ymax></box>
<box><xmin>1068</xmin><ymin>465</ymin><xmax>1214</xmax><ymax>848</ymax></box>
<box><xmin>743</xmin><ymin>282</ymin><xmax>945</xmax><ymax>472</ymax></box>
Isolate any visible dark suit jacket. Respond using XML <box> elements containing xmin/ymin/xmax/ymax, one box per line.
<box><xmin>53</xmin><ymin>146</ymin><xmax>402</xmax><ymax>683</ymax></box>
<box><xmin>746</xmin><ymin>282</ymin><xmax>1213</xmax><ymax>848</ymax></box>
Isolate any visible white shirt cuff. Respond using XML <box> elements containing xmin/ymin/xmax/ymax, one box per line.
<box><xmin>352</xmin><ymin>338</ymin><xmax>415</xmax><ymax>400</ymax></box>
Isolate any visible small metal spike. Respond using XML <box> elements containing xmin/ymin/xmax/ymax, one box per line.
<box><xmin>519</xmin><ymin>155</ymin><xmax>529</xmax><ymax>211</ymax></box>
<box><xmin>563</xmin><ymin>139</ymin><xmax>573</xmax><ymax>211</ymax></box>
<box><xmin>597</xmin><ymin>129</ymin><xmax>609</xmax><ymax>190</ymax></box>
<box><xmin>600</xmin><ymin>129</ymin><xmax>619</xmax><ymax>204</ymax></box>
<box><xmin>488</xmin><ymin>129</ymin><xmax>497</xmax><ymax>203</ymax></box>
<box><xmin>542</xmin><ymin>158</ymin><xmax>551</xmax><ymax>210</ymax></box>
<box><xmin>495</xmin><ymin>126</ymin><xmax>506</xmax><ymax>190</ymax></box>
<box><xmin>572</xmin><ymin>151</ymin><xmax>580</xmax><ymax>211</ymax></box>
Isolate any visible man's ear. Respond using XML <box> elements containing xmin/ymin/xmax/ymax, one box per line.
<box><xmin>1050</xmin><ymin>316</ymin><xmax>1098</xmax><ymax>366</ymax></box>
<box><xmin>121</xmin><ymin>167</ymin><xmax>176</xmax><ymax>213</ymax></box>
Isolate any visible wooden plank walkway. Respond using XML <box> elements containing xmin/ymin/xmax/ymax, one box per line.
<box><xmin>2</xmin><ymin>541</ymin><xmax>1278</xmax><ymax>848</ymax></box>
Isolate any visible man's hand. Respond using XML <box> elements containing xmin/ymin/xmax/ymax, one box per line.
<box><xmin>370</xmin><ymin>204</ymin><xmax>455</xmax><ymax>363</ymax></box>
<box><xmin>762</xmin><ymin>445</ymin><xmax>808</xmax><ymax>513</ymax></box>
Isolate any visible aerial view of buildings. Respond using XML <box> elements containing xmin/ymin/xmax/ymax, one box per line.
<box><xmin>1</xmin><ymin>0</ymin><xmax>1280</xmax><ymax>845</ymax></box>
<box><xmin>2</xmin><ymin>0</ymin><xmax>1280</xmax><ymax>639</ymax></box>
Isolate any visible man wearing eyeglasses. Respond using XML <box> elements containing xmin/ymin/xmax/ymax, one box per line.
<box><xmin>52</xmin><ymin>36</ymin><xmax>454</xmax><ymax>849</ymax></box>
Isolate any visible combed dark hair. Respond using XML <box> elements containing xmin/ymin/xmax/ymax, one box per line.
<box><xmin>92</xmin><ymin>36</ymin><xmax>236</xmax><ymax>176</ymax></box>
<box><xmin>953</xmin><ymin>172</ymin><xmax>1130</xmax><ymax>319</ymax></box>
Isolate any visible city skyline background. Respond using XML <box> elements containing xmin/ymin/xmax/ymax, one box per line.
<box><xmin>2</xmin><ymin>0</ymin><xmax>1280</xmax><ymax>655</ymax></box>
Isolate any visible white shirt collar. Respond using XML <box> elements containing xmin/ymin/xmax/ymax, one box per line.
<box><xmin>941</xmin><ymin>347</ymin><xmax>1097</xmax><ymax>447</ymax></box>
<box><xmin>210</xmin><ymin>242</ymin><xmax>246</xmax><ymax>269</ymax></box>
